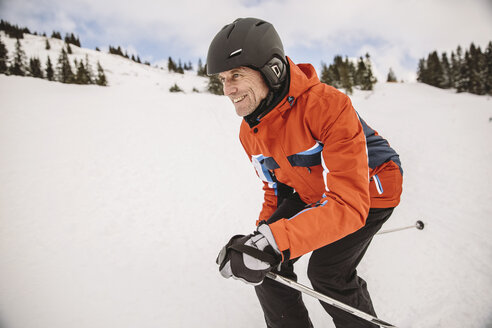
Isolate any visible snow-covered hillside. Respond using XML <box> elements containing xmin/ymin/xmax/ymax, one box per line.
<box><xmin>1</xmin><ymin>33</ymin><xmax>492</xmax><ymax>328</ymax></box>
<box><xmin>0</xmin><ymin>31</ymin><xmax>208</xmax><ymax>92</ymax></box>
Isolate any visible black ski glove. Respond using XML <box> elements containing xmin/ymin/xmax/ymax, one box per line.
<box><xmin>216</xmin><ymin>223</ymin><xmax>281</xmax><ymax>285</ymax></box>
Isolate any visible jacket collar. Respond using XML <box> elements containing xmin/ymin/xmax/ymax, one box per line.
<box><xmin>283</xmin><ymin>57</ymin><xmax>320</xmax><ymax>109</ymax></box>
<box><xmin>244</xmin><ymin>57</ymin><xmax>321</xmax><ymax>128</ymax></box>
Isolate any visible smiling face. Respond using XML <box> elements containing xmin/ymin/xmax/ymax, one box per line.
<box><xmin>218</xmin><ymin>67</ymin><xmax>269</xmax><ymax>117</ymax></box>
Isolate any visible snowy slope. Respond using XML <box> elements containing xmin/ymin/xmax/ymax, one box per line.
<box><xmin>0</xmin><ymin>32</ymin><xmax>208</xmax><ymax>92</ymax></box>
<box><xmin>1</xmin><ymin>34</ymin><xmax>492</xmax><ymax>328</ymax></box>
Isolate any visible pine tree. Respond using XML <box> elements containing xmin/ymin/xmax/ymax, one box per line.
<box><xmin>207</xmin><ymin>74</ymin><xmax>224</xmax><ymax>95</ymax></box>
<box><xmin>333</xmin><ymin>55</ymin><xmax>344</xmax><ymax>88</ymax></box>
<box><xmin>177</xmin><ymin>59</ymin><xmax>184</xmax><ymax>74</ymax></box>
<box><xmin>477</xmin><ymin>47</ymin><xmax>487</xmax><ymax>95</ymax></box>
<box><xmin>51</xmin><ymin>31</ymin><xmax>62</xmax><ymax>39</ymax></box>
<box><xmin>450</xmin><ymin>51</ymin><xmax>460</xmax><ymax>89</ymax></box>
<box><xmin>454</xmin><ymin>46</ymin><xmax>464</xmax><ymax>90</ymax></box>
<box><xmin>29</xmin><ymin>57</ymin><xmax>43</xmax><ymax>78</ymax></box>
<box><xmin>66</xmin><ymin>43</ymin><xmax>72</xmax><ymax>54</ymax></box>
<box><xmin>440</xmin><ymin>53</ymin><xmax>452</xmax><ymax>88</ymax></box>
<box><xmin>84</xmin><ymin>55</ymin><xmax>94</xmax><ymax>84</ymax></box>
<box><xmin>168</xmin><ymin>57</ymin><xmax>177</xmax><ymax>72</ymax></box>
<box><xmin>64</xmin><ymin>33</ymin><xmax>81</xmax><ymax>47</ymax></box>
<box><xmin>387</xmin><ymin>67</ymin><xmax>397</xmax><ymax>82</ymax></box>
<box><xmin>320</xmin><ymin>62</ymin><xmax>338</xmax><ymax>87</ymax></box>
<box><xmin>320</xmin><ymin>56</ymin><xmax>342</xmax><ymax>89</ymax></box>
<box><xmin>416</xmin><ymin>58</ymin><xmax>427</xmax><ymax>83</ymax></box>
<box><xmin>169</xmin><ymin>83</ymin><xmax>183</xmax><ymax>92</ymax></box>
<box><xmin>360</xmin><ymin>53</ymin><xmax>377</xmax><ymax>90</ymax></box>
<box><xmin>45</xmin><ymin>56</ymin><xmax>54</xmax><ymax>81</ymax></box>
<box><xmin>340</xmin><ymin>57</ymin><xmax>353</xmax><ymax>94</ymax></box>
<box><xmin>456</xmin><ymin>51</ymin><xmax>471</xmax><ymax>93</ymax></box>
<box><xmin>45</xmin><ymin>38</ymin><xmax>51</xmax><ymax>50</ymax></box>
<box><xmin>426</xmin><ymin>51</ymin><xmax>443</xmax><ymax>88</ymax></box>
<box><xmin>96</xmin><ymin>61</ymin><xmax>107</xmax><ymax>86</ymax></box>
<box><xmin>484</xmin><ymin>42</ymin><xmax>492</xmax><ymax>95</ymax></box>
<box><xmin>354</xmin><ymin>56</ymin><xmax>366</xmax><ymax>86</ymax></box>
<box><xmin>0</xmin><ymin>36</ymin><xmax>8</xmax><ymax>74</ymax></box>
<box><xmin>75</xmin><ymin>61</ymin><xmax>89</xmax><ymax>84</ymax></box>
<box><xmin>468</xmin><ymin>43</ymin><xmax>486</xmax><ymax>95</ymax></box>
<box><xmin>348</xmin><ymin>58</ymin><xmax>356</xmax><ymax>85</ymax></box>
<box><xmin>9</xmin><ymin>38</ymin><xmax>27</xmax><ymax>76</ymax></box>
<box><xmin>197</xmin><ymin>58</ymin><xmax>207</xmax><ymax>76</ymax></box>
<box><xmin>56</xmin><ymin>47</ymin><xmax>74</xmax><ymax>83</ymax></box>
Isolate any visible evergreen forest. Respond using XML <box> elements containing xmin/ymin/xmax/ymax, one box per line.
<box><xmin>2</xmin><ymin>19</ymin><xmax>491</xmax><ymax>96</ymax></box>
<box><xmin>320</xmin><ymin>53</ymin><xmax>378</xmax><ymax>94</ymax></box>
<box><xmin>417</xmin><ymin>42</ymin><xmax>492</xmax><ymax>95</ymax></box>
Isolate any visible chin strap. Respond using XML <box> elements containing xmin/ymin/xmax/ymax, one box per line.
<box><xmin>244</xmin><ymin>92</ymin><xmax>274</xmax><ymax>128</ymax></box>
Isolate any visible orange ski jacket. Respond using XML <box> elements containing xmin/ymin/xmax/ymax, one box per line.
<box><xmin>239</xmin><ymin>57</ymin><xmax>403</xmax><ymax>261</ymax></box>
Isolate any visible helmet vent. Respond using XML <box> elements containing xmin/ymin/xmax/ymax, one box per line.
<box><xmin>226</xmin><ymin>24</ymin><xmax>236</xmax><ymax>39</ymax></box>
<box><xmin>255</xmin><ymin>21</ymin><xmax>266</xmax><ymax>26</ymax></box>
<box><xmin>229</xmin><ymin>49</ymin><xmax>242</xmax><ymax>58</ymax></box>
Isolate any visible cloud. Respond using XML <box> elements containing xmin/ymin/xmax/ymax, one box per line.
<box><xmin>259</xmin><ymin>0</ymin><xmax>492</xmax><ymax>80</ymax></box>
<box><xmin>1</xmin><ymin>0</ymin><xmax>491</xmax><ymax>81</ymax></box>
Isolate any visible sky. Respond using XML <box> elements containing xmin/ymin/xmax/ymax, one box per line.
<box><xmin>1</xmin><ymin>0</ymin><xmax>491</xmax><ymax>81</ymax></box>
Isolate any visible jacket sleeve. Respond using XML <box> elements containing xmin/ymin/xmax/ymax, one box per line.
<box><xmin>268</xmin><ymin>94</ymin><xmax>371</xmax><ymax>260</ymax></box>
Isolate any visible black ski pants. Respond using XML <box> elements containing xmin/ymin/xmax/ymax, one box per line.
<box><xmin>255</xmin><ymin>193</ymin><xmax>394</xmax><ymax>328</ymax></box>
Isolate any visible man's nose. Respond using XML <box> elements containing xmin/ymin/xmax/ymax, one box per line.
<box><xmin>223</xmin><ymin>81</ymin><xmax>237</xmax><ymax>96</ymax></box>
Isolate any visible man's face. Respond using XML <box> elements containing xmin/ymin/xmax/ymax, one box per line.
<box><xmin>219</xmin><ymin>67</ymin><xmax>269</xmax><ymax>117</ymax></box>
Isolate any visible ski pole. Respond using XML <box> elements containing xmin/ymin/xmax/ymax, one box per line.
<box><xmin>266</xmin><ymin>272</ymin><xmax>398</xmax><ymax>328</ymax></box>
<box><xmin>377</xmin><ymin>220</ymin><xmax>425</xmax><ymax>235</ymax></box>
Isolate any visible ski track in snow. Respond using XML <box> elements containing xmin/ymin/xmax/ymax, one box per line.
<box><xmin>1</xmin><ymin>33</ymin><xmax>492</xmax><ymax>328</ymax></box>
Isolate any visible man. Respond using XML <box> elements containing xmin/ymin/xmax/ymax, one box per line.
<box><xmin>209</xmin><ymin>18</ymin><xmax>403</xmax><ymax>328</ymax></box>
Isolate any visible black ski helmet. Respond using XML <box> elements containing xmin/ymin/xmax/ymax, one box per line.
<box><xmin>206</xmin><ymin>17</ymin><xmax>287</xmax><ymax>90</ymax></box>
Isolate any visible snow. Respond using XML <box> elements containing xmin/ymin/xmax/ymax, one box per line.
<box><xmin>1</xmin><ymin>33</ymin><xmax>492</xmax><ymax>328</ymax></box>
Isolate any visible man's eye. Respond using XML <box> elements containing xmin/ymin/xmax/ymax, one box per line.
<box><xmin>233</xmin><ymin>73</ymin><xmax>240</xmax><ymax>79</ymax></box>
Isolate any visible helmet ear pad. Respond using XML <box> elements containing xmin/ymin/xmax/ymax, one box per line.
<box><xmin>259</xmin><ymin>56</ymin><xmax>288</xmax><ymax>90</ymax></box>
